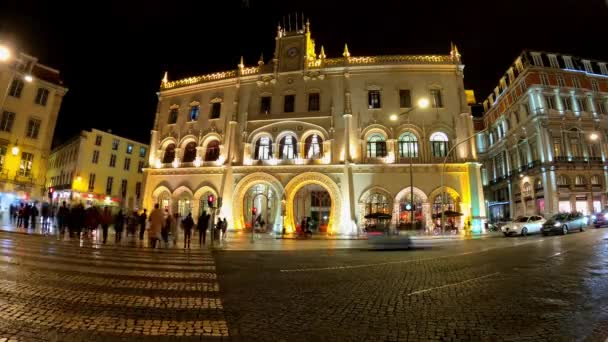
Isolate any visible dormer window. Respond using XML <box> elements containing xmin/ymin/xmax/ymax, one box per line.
<box><xmin>582</xmin><ymin>60</ymin><xmax>593</xmax><ymax>73</ymax></box>
<box><xmin>168</xmin><ymin>108</ymin><xmax>178</xmax><ymax>124</ymax></box>
<box><xmin>368</xmin><ymin>90</ymin><xmax>381</xmax><ymax>109</ymax></box>
<box><xmin>531</xmin><ymin>53</ymin><xmax>543</xmax><ymax>66</ymax></box>
<box><xmin>563</xmin><ymin>56</ymin><xmax>574</xmax><ymax>69</ymax></box>
<box><xmin>189</xmin><ymin>105</ymin><xmax>200</xmax><ymax>121</ymax></box>
<box><xmin>548</xmin><ymin>54</ymin><xmax>559</xmax><ymax>68</ymax></box>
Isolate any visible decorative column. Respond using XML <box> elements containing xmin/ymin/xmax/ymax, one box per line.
<box><xmin>466</xmin><ymin>162</ymin><xmax>486</xmax><ymax>233</ymax></box>
<box><xmin>219</xmin><ymin>80</ymin><xmax>240</xmax><ymax>229</ymax></box>
<box><xmin>340</xmin><ymin>71</ymin><xmax>357</xmax><ymax>235</ymax></box>
<box><xmin>507</xmin><ymin>181</ymin><xmax>515</xmax><ymax>219</ymax></box>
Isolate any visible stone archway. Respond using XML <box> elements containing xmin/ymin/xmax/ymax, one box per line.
<box><xmin>428</xmin><ymin>186</ymin><xmax>462</xmax><ymax>227</ymax></box>
<box><xmin>232</xmin><ymin>173</ymin><xmax>284</xmax><ymax>231</ymax></box>
<box><xmin>193</xmin><ymin>185</ymin><xmax>219</xmax><ymax>218</ymax></box>
<box><xmin>284</xmin><ymin>172</ymin><xmax>342</xmax><ymax>235</ymax></box>
<box><xmin>393</xmin><ymin>186</ymin><xmax>430</xmax><ymax>231</ymax></box>
<box><xmin>152</xmin><ymin>185</ymin><xmax>172</xmax><ymax>212</ymax></box>
<box><xmin>358</xmin><ymin>186</ymin><xmax>393</xmax><ymax>230</ymax></box>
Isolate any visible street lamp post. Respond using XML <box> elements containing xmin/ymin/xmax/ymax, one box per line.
<box><xmin>439</xmin><ymin>128</ymin><xmax>488</xmax><ymax>234</ymax></box>
<box><xmin>390</xmin><ymin>98</ymin><xmax>429</xmax><ymax>233</ymax></box>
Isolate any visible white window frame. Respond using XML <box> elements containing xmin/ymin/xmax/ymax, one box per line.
<box><xmin>556</xmin><ymin>75</ymin><xmax>565</xmax><ymax>87</ymax></box>
<box><xmin>599</xmin><ymin>63</ymin><xmax>608</xmax><ymax>76</ymax></box>
<box><xmin>591</xmin><ymin>80</ymin><xmax>599</xmax><ymax>92</ymax></box>
<box><xmin>571</xmin><ymin>77</ymin><xmax>581</xmax><ymax>88</ymax></box>
<box><xmin>582</xmin><ymin>60</ymin><xmax>593</xmax><ymax>73</ymax></box>
<box><xmin>531</xmin><ymin>53</ymin><xmax>543</xmax><ymax>66</ymax></box>
<box><xmin>540</xmin><ymin>73</ymin><xmax>549</xmax><ymax>86</ymax></box>
<box><xmin>548</xmin><ymin>54</ymin><xmax>559</xmax><ymax>68</ymax></box>
<box><xmin>563</xmin><ymin>56</ymin><xmax>574</xmax><ymax>69</ymax></box>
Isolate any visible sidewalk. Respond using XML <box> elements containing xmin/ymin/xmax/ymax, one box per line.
<box><xmin>0</xmin><ymin>219</ymin><xmax>502</xmax><ymax>251</ymax></box>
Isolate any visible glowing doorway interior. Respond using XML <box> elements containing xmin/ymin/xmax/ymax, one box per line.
<box><xmin>243</xmin><ymin>184</ymin><xmax>278</xmax><ymax>233</ymax></box>
<box><xmin>293</xmin><ymin>184</ymin><xmax>331</xmax><ymax>233</ymax></box>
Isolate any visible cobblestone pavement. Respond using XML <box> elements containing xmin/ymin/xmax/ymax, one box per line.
<box><xmin>215</xmin><ymin>228</ymin><xmax>608</xmax><ymax>341</ymax></box>
<box><xmin>1</xmin><ymin>226</ymin><xmax>608</xmax><ymax>341</ymax></box>
<box><xmin>0</xmin><ymin>231</ymin><xmax>228</xmax><ymax>341</ymax></box>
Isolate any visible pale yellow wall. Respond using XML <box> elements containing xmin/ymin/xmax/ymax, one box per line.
<box><xmin>47</xmin><ymin>129</ymin><xmax>149</xmax><ymax>209</ymax></box>
<box><xmin>0</xmin><ymin>60</ymin><xmax>67</xmax><ymax>199</ymax></box>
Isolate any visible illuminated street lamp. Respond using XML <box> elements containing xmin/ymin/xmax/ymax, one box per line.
<box><xmin>0</xmin><ymin>45</ymin><xmax>10</xmax><ymax>62</ymax></box>
<box><xmin>24</xmin><ymin>75</ymin><xmax>33</xmax><ymax>82</ymax></box>
<box><xmin>11</xmin><ymin>145</ymin><xmax>19</xmax><ymax>156</ymax></box>
<box><xmin>389</xmin><ymin>98</ymin><xmax>429</xmax><ymax>232</ymax></box>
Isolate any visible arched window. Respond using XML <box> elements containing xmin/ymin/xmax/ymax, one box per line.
<box><xmin>305</xmin><ymin>134</ymin><xmax>323</xmax><ymax>159</ymax></box>
<box><xmin>430</xmin><ymin>132</ymin><xmax>449</xmax><ymax>157</ymax></box>
<box><xmin>591</xmin><ymin>175</ymin><xmax>600</xmax><ymax>185</ymax></box>
<box><xmin>162</xmin><ymin>144</ymin><xmax>176</xmax><ymax>164</ymax></box>
<box><xmin>575</xmin><ymin>175</ymin><xmax>585</xmax><ymax>185</ymax></box>
<box><xmin>398</xmin><ymin>132</ymin><xmax>418</xmax><ymax>158</ymax></box>
<box><xmin>182</xmin><ymin>142</ymin><xmax>197</xmax><ymax>163</ymax></box>
<box><xmin>204</xmin><ymin>140</ymin><xmax>220</xmax><ymax>161</ymax></box>
<box><xmin>523</xmin><ymin>182</ymin><xmax>532</xmax><ymax>197</ymax></box>
<box><xmin>189</xmin><ymin>105</ymin><xmax>200</xmax><ymax>121</ymax></box>
<box><xmin>254</xmin><ymin>136</ymin><xmax>272</xmax><ymax>160</ymax></box>
<box><xmin>367</xmin><ymin>134</ymin><xmax>387</xmax><ymax>158</ymax></box>
<box><xmin>365</xmin><ymin>193</ymin><xmax>390</xmax><ymax>216</ymax></box>
<box><xmin>168</xmin><ymin>108</ymin><xmax>178</xmax><ymax>124</ymax></box>
<box><xmin>557</xmin><ymin>174</ymin><xmax>568</xmax><ymax>186</ymax></box>
<box><xmin>279</xmin><ymin>135</ymin><xmax>297</xmax><ymax>160</ymax></box>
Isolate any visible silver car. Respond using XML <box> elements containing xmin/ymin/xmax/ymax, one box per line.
<box><xmin>501</xmin><ymin>215</ymin><xmax>546</xmax><ymax>237</ymax></box>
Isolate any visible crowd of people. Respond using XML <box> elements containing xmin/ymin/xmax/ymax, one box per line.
<box><xmin>9</xmin><ymin>201</ymin><xmax>228</xmax><ymax>249</ymax></box>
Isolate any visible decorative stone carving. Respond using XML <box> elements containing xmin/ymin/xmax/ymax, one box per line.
<box><xmin>256</xmin><ymin>75</ymin><xmax>277</xmax><ymax>86</ymax></box>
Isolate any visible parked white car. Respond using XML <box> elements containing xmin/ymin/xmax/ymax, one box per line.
<box><xmin>501</xmin><ymin>215</ymin><xmax>546</xmax><ymax>236</ymax></box>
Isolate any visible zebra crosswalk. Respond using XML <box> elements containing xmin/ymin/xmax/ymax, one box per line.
<box><xmin>0</xmin><ymin>231</ymin><xmax>229</xmax><ymax>341</ymax></box>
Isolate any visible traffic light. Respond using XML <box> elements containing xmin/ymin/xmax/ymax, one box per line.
<box><xmin>207</xmin><ymin>194</ymin><xmax>215</xmax><ymax>208</ymax></box>
<box><xmin>252</xmin><ymin>207</ymin><xmax>257</xmax><ymax>215</ymax></box>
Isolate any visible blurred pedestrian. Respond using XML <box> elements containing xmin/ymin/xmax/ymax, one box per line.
<box><xmin>57</xmin><ymin>201</ymin><xmax>69</xmax><ymax>236</ymax></box>
<box><xmin>100</xmin><ymin>207</ymin><xmax>112</xmax><ymax>244</ymax></box>
<box><xmin>23</xmin><ymin>204</ymin><xmax>31</xmax><ymax>229</ymax></box>
<box><xmin>197</xmin><ymin>211</ymin><xmax>209</xmax><ymax>246</ymax></box>
<box><xmin>222</xmin><ymin>218</ymin><xmax>228</xmax><ymax>240</ymax></box>
<box><xmin>30</xmin><ymin>204</ymin><xmax>39</xmax><ymax>230</ymax></box>
<box><xmin>114</xmin><ymin>209</ymin><xmax>124</xmax><ymax>243</ymax></box>
<box><xmin>148</xmin><ymin>204</ymin><xmax>163</xmax><ymax>248</ymax></box>
<box><xmin>161</xmin><ymin>209</ymin><xmax>170</xmax><ymax>246</ymax></box>
<box><xmin>139</xmin><ymin>209</ymin><xmax>147</xmax><ymax>240</ymax></box>
<box><xmin>169</xmin><ymin>212</ymin><xmax>178</xmax><ymax>246</ymax></box>
<box><xmin>182</xmin><ymin>213</ymin><xmax>194</xmax><ymax>249</ymax></box>
<box><xmin>41</xmin><ymin>204</ymin><xmax>50</xmax><ymax>233</ymax></box>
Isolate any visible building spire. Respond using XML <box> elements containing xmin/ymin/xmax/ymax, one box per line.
<box><xmin>450</xmin><ymin>42</ymin><xmax>461</xmax><ymax>61</ymax></box>
<box><xmin>161</xmin><ymin>71</ymin><xmax>168</xmax><ymax>85</ymax></box>
<box><xmin>258</xmin><ymin>53</ymin><xmax>264</xmax><ymax>66</ymax></box>
<box><xmin>305</xmin><ymin>18</ymin><xmax>310</xmax><ymax>33</ymax></box>
<box><xmin>319</xmin><ymin>45</ymin><xmax>326</xmax><ymax>59</ymax></box>
<box><xmin>343</xmin><ymin>43</ymin><xmax>350</xmax><ymax>58</ymax></box>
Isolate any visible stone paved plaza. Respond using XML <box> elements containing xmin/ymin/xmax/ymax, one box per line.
<box><xmin>0</xmin><ymin>227</ymin><xmax>608</xmax><ymax>341</ymax></box>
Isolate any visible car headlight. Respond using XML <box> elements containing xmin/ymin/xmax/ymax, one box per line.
<box><xmin>554</xmin><ymin>222</ymin><xmax>562</xmax><ymax>227</ymax></box>
<box><xmin>604</xmin><ymin>213</ymin><xmax>608</xmax><ymax>219</ymax></box>
<box><xmin>592</xmin><ymin>215</ymin><xmax>597</xmax><ymax>220</ymax></box>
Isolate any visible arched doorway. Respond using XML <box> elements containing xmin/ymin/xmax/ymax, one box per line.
<box><xmin>393</xmin><ymin>187</ymin><xmax>429</xmax><ymax>231</ymax></box>
<box><xmin>293</xmin><ymin>184</ymin><xmax>331</xmax><ymax>233</ymax></box>
<box><xmin>243</xmin><ymin>184</ymin><xmax>278</xmax><ymax>233</ymax></box>
<box><xmin>232</xmin><ymin>173</ymin><xmax>285</xmax><ymax>232</ymax></box>
<box><xmin>284</xmin><ymin>172</ymin><xmax>342</xmax><ymax>235</ymax></box>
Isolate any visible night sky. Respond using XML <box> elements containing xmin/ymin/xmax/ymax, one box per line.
<box><xmin>1</xmin><ymin>0</ymin><xmax>607</xmax><ymax>146</ymax></box>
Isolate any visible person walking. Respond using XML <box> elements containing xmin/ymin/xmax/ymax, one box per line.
<box><xmin>139</xmin><ymin>209</ymin><xmax>147</xmax><ymax>240</ymax></box>
<box><xmin>127</xmin><ymin>211</ymin><xmax>138</xmax><ymax>237</ymax></box>
<box><xmin>100</xmin><ymin>207</ymin><xmax>112</xmax><ymax>244</ymax></box>
<box><xmin>222</xmin><ymin>218</ymin><xmax>228</xmax><ymax>240</ymax></box>
<box><xmin>148</xmin><ymin>204</ymin><xmax>163</xmax><ymax>248</ymax></box>
<box><xmin>23</xmin><ymin>204</ymin><xmax>31</xmax><ymax>229</ymax></box>
<box><xmin>30</xmin><ymin>204</ymin><xmax>39</xmax><ymax>231</ymax></box>
<box><xmin>182</xmin><ymin>213</ymin><xmax>194</xmax><ymax>249</ymax></box>
<box><xmin>114</xmin><ymin>209</ymin><xmax>124</xmax><ymax>243</ymax></box>
<box><xmin>17</xmin><ymin>204</ymin><xmax>24</xmax><ymax>227</ymax></box>
<box><xmin>197</xmin><ymin>212</ymin><xmax>209</xmax><ymax>246</ymax></box>
<box><xmin>169</xmin><ymin>213</ymin><xmax>178</xmax><ymax>246</ymax></box>
<box><xmin>161</xmin><ymin>210</ymin><xmax>170</xmax><ymax>246</ymax></box>
<box><xmin>41</xmin><ymin>204</ymin><xmax>49</xmax><ymax>233</ymax></box>
<box><xmin>57</xmin><ymin>202</ymin><xmax>69</xmax><ymax>236</ymax></box>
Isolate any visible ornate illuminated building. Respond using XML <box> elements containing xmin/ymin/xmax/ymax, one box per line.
<box><xmin>143</xmin><ymin>20</ymin><xmax>486</xmax><ymax>235</ymax></box>
<box><xmin>476</xmin><ymin>51</ymin><xmax>608</xmax><ymax>221</ymax></box>
<box><xmin>0</xmin><ymin>43</ymin><xmax>67</xmax><ymax>208</ymax></box>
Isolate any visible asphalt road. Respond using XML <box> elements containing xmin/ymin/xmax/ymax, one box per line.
<box><xmin>215</xmin><ymin>229</ymin><xmax>608</xmax><ymax>341</ymax></box>
<box><xmin>0</xmin><ymin>228</ymin><xmax>607</xmax><ymax>341</ymax></box>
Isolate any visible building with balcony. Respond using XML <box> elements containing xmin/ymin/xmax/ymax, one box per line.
<box><xmin>47</xmin><ymin>129</ymin><xmax>149</xmax><ymax>210</ymax></box>
<box><xmin>143</xmin><ymin>20</ymin><xmax>485</xmax><ymax>235</ymax></box>
<box><xmin>475</xmin><ymin>51</ymin><xmax>608</xmax><ymax>221</ymax></box>
<box><xmin>0</xmin><ymin>43</ymin><xmax>68</xmax><ymax>210</ymax></box>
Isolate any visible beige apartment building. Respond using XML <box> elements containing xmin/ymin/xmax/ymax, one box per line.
<box><xmin>0</xmin><ymin>43</ymin><xmax>68</xmax><ymax>209</ymax></box>
<box><xmin>142</xmin><ymin>19</ymin><xmax>486</xmax><ymax>236</ymax></box>
<box><xmin>47</xmin><ymin>129</ymin><xmax>149</xmax><ymax>210</ymax></box>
